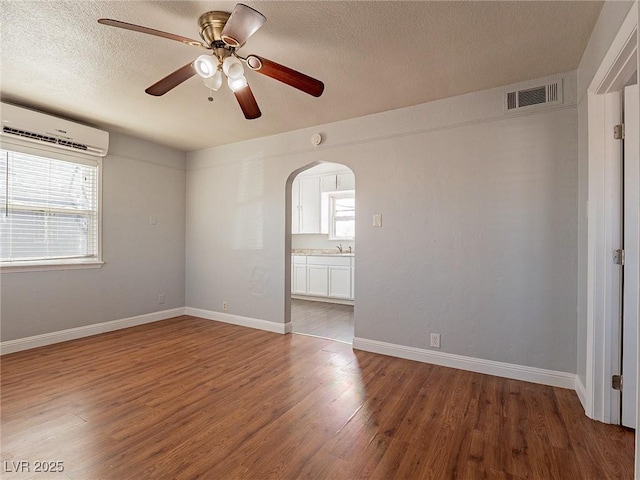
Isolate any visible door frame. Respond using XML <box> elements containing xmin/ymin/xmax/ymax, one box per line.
<box><xmin>584</xmin><ymin>2</ymin><xmax>638</xmax><ymax>428</ymax></box>
<box><xmin>285</xmin><ymin>161</ymin><xmax>356</xmax><ymax>338</ymax></box>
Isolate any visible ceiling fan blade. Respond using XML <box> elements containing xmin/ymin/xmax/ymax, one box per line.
<box><xmin>245</xmin><ymin>55</ymin><xmax>324</xmax><ymax>97</ymax></box>
<box><xmin>145</xmin><ymin>62</ymin><xmax>197</xmax><ymax>96</ymax></box>
<box><xmin>220</xmin><ymin>4</ymin><xmax>266</xmax><ymax>47</ymax></box>
<box><xmin>234</xmin><ymin>84</ymin><xmax>261</xmax><ymax>119</ymax></box>
<box><xmin>98</xmin><ymin>18</ymin><xmax>209</xmax><ymax>49</ymax></box>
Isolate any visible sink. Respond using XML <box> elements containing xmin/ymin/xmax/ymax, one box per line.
<box><xmin>292</xmin><ymin>252</ymin><xmax>354</xmax><ymax>257</ymax></box>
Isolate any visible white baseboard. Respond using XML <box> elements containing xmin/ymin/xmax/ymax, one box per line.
<box><xmin>574</xmin><ymin>375</ymin><xmax>588</xmax><ymax>411</ymax></box>
<box><xmin>0</xmin><ymin>307</ymin><xmax>186</xmax><ymax>355</ymax></box>
<box><xmin>184</xmin><ymin>307</ymin><xmax>291</xmax><ymax>334</ymax></box>
<box><xmin>291</xmin><ymin>295</ymin><xmax>354</xmax><ymax>306</ymax></box>
<box><xmin>353</xmin><ymin>337</ymin><xmax>576</xmax><ymax>390</ymax></box>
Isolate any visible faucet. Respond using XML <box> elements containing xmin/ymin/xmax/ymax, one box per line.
<box><xmin>348</xmin><ymin>246</ymin><xmax>352</xmax><ymax>254</ymax></box>
<box><xmin>336</xmin><ymin>243</ymin><xmax>343</xmax><ymax>253</ymax></box>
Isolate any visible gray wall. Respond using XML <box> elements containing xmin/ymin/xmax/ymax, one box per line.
<box><xmin>0</xmin><ymin>132</ymin><xmax>186</xmax><ymax>341</ymax></box>
<box><xmin>187</xmin><ymin>72</ymin><xmax>579</xmax><ymax>373</ymax></box>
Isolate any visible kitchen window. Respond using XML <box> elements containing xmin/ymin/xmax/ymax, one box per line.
<box><xmin>0</xmin><ymin>147</ymin><xmax>102</xmax><ymax>272</ymax></box>
<box><xmin>328</xmin><ymin>191</ymin><xmax>355</xmax><ymax>240</ymax></box>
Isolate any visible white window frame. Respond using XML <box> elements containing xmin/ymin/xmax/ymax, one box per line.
<box><xmin>328</xmin><ymin>190</ymin><xmax>355</xmax><ymax>241</ymax></box>
<box><xmin>0</xmin><ymin>140</ymin><xmax>103</xmax><ymax>273</ymax></box>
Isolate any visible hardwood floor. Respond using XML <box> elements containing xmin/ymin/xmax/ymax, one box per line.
<box><xmin>291</xmin><ymin>299</ymin><xmax>354</xmax><ymax>343</ymax></box>
<box><xmin>1</xmin><ymin>316</ymin><xmax>635</xmax><ymax>479</ymax></box>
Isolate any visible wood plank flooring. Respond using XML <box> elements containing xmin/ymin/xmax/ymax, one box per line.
<box><xmin>291</xmin><ymin>299</ymin><xmax>354</xmax><ymax>343</ymax></box>
<box><xmin>1</xmin><ymin>316</ymin><xmax>635</xmax><ymax>479</ymax></box>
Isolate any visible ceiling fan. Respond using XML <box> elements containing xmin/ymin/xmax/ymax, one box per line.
<box><xmin>98</xmin><ymin>4</ymin><xmax>325</xmax><ymax>120</ymax></box>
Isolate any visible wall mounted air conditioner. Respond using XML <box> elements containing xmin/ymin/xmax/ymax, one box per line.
<box><xmin>0</xmin><ymin>102</ymin><xmax>109</xmax><ymax>157</ymax></box>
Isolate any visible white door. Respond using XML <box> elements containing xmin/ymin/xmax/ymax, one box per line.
<box><xmin>621</xmin><ymin>83</ymin><xmax>639</xmax><ymax>429</ymax></box>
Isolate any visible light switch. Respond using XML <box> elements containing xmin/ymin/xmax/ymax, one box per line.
<box><xmin>150</xmin><ymin>215</ymin><xmax>157</xmax><ymax>225</ymax></box>
<box><xmin>373</xmin><ymin>214</ymin><xmax>382</xmax><ymax>227</ymax></box>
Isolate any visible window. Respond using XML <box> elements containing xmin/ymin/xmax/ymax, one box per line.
<box><xmin>328</xmin><ymin>191</ymin><xmax>355</xmax><ymax>240</ymax></box>
<box><xmin>0</xmin><ymin>147</ymin><xmax>101</xmax><ymax>271</ymax></box>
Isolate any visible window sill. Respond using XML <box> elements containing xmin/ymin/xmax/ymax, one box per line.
<box><xmin>0</xmin><ymin>261</ymin><xmax>104</xmax><ymax>274</ymax></box>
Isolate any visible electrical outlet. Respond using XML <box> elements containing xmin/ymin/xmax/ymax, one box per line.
<box><xmin>158</xmin><ymin>294</ymin><xmax>165</xmax><ymax>304</ymax></box>
<box><xmin>430</xmin><ymin>333</ymin><xmax>441</xmax><ymax>348</ymax></box>
<box><xmin>222</xmin><ymin>301</ymin><xmax>228</xmax><ymax>311</ymax></box>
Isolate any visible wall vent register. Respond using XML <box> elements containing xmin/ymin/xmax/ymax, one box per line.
<box><xmin>505</xmin><ymin>79</ymin><xmax>563</xmax><ymax>111</ymax></box>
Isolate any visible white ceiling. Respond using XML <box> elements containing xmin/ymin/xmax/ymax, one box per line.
<box><xmin>1</xmin><ymin>1</ymin><xmax>602</xmax><ymax>152</ymax></box>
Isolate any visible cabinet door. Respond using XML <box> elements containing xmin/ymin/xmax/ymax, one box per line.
<box><xmin>321</xmin><ymin>174</ymin><xmax>337</xmax><ymax>192</ymax></box>
<box><xmin>291</xmin><ymin>178</ymin><xmax>301</xmax><ymax>234</ymax></box>
<box><xmin>337</xmin><ymin>172</ymin><xmax>355</xmax><ymax>191</ymax></box>
<box><xmin>307</xmin><ymin>265</ymin><xmax>329</xmax><ymax>296</ymax></box>
<box><xmin>350</xmin><ymin>266</ymin><xmax>355</xmax><ymax>300</ymax></box>
<box><xmin>329</xmin><ymin>266</ymin><xmax>351</xmax><ymax>299</ymax></box>
<box><xmin>299</xmin><ymin>176</ymin><xmax>321</xmax><ymax>233</ymax></box>
<box><xmin>293</xmin><ymin>264</ymin><xmax>308</xmax><ymax>294</ymax></box>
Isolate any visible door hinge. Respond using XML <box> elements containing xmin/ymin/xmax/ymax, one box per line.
<box><xmin>613</xmin><ymin>249</ymin><xmax>625</xmax><ymax>265</ymax></box>
<box><xmin>612</xmin><ymin>374</ymin><xmax>623</xmax><ymax>391</ymax></box>
<box><xmin>614</xmin><ymin>123</ymin><xmax>625</xmax><ymax>140</ymax></box>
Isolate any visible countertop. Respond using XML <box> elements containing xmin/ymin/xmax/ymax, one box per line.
<box><xmin>292</xmin><ymin>249</ymin><xmax>354</xmax><ymax>257</ymax></box>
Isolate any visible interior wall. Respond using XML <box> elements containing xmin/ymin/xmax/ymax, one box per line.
<box><xmin>187</xmin><ymin>71</ymin><xmax>579</xmax><ymax>373</ymax></box>
<box><xmin>0</xmin><ymin>132</ymin><xmax>186</xmax><ymax>341</ymax></box>
<box><xmin>575</xmin><ymin>0</ymin><xmax>636</xmax><ymax>391</ymax></box>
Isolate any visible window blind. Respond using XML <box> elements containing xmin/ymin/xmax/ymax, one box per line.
<box><xmin>0</xmin><ymin>149</ymin><xmax>99</xmax><ymax>264</ymax></box>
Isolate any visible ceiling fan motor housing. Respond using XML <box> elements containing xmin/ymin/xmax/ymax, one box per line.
<box><xmin>198</xmin><ymin>11</ymin><xmax>230</xmax><ymax>46</ymax></box>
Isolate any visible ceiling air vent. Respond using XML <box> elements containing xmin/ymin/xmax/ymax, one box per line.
<box><xmin>505</xmin><ymin>79</ymin><xmax>563</xmax><ymax>112</ymax></box>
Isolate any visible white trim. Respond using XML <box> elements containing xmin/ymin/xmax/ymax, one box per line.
<box><xmin>589</xmin><ymin>4</ymin><xmax>638</xmax><ymax>96</ymax></box>
<box><xmin>353</xmin><ymin>337</ymin><xmax>576</xmax><ymax>390</ymax></box>
<box><xmin>575</xmin><ymin>375</ymin><xmax>588</xmax><ymax>412</ymax></box>
<box><xmin>584</xmin><ymin>2</ymin><xmax>639</xmax><ymax>424</ymax></box>
<box><xmin>0</xmin><ymin>261</ymin><xmax>104</xmax><ymax>274</ymax></box>
<box><xmin>0</xmin><ymin>307</ymin><xmax>185</xmax><ymax>355</ymax></box>
<box><xmin>291</xmin><ymin>295</ymin><xmax>354</xmax><ymax>306</ymax></box>
<box><xmin>184</xmin><ymin>307</ymin><xmax>291</xmax><ymax>334</ymax></box>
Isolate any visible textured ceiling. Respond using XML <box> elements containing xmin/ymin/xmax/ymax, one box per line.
<box><xmin>1</xmin><ymin>1</ymin><xmax>602</xmax><ymax>152</ymax></box>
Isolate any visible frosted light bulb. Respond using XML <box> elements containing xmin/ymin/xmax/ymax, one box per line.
<box><xmin>227</xmin><ymin>75</ymin><xmax>248</xmax><ymax>92</ymax></box>
<box><xmin>194</xmin><ymin>55</ymin><xmax>218</xmax><ymax>78</ymax></box>
<box><xmin>222</xmin><ymin>56</ymin><xmax>244</xmax><ymax>79</ymax></box>
<box><xmin>203</xmin><ymin>70</ymin><xmax>223</xmax><ymax>91</ymax></box>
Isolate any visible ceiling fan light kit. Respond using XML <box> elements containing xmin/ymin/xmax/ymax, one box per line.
<box><xmin>98</xmin><ymin>3</ymin><xmax>324</xmax><ymax>120</ymax></box>
<box><xmin>203</xmin><ymin>71</ymin><xmax>223</xmax><ymax>91</ymax></box>
<box><xmin>222</xmin><ymin>56</ymin><xmax>244</xmax><ymax>79</ymax></box>
<box><xmin>194</xmin><ymin>54</ymin><xmax>218</xmax><ymax>78</ymax></box>
<box><xmin>228</xmin><ymin>75</ymin><xmax>248</xmax><ymax>92</ymax></box>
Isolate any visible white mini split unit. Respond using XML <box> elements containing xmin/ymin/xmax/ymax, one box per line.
<box><xmin>0</xmin><ymin>102</ymin><xmax>109</xmax><ymax>157</ymax></box>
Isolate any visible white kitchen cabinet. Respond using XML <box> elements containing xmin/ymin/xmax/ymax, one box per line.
<box><xmin>320</xmin><ymin>172</ymin><xmax>355</xmax><ymax>192</ymax></box>
<box><xmin>350</xmin><ymin>265</ymin><xmax>355</xmax><ymax>300</ymax></box>
<box><xmin>328</xmin><ymin>266</ymin><xmax>351</xmax><ymax>299</ymax></box>
<box><xmin>292</xmin><ymin>176</ymin><xmax>321</xmax><ymax>234</ymax></box>
<box><xmin>307</xmin><ymin>265</ymin><xmax>329</xmax><ymax>296</ymax></box>
<box><xmin>292</xmin><ymin>256</ymin><xmax>307</xmax><ymax>294</ymax></box>
<box><xmin>338</xmin><ymin>172</ymin><xmax>355</xmax><ymax>191</ymax></box>
<box><xmin>291</xmin><ymin>178</ymin><xmax>300</xmax><ymax>234</ymax></box>
<box><xmin>293</xmin><ymin>255</ymin><xmax>354</xmax><ymax>302</ymax></box>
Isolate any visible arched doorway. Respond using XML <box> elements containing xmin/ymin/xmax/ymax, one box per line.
<box><xmin>285</xmin><ymin>162</ymin><xmax>356</xmax><ymax>343</ymax></box>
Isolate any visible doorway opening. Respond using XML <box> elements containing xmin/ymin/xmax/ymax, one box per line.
<box><xmin>583</xmin><ymin>3</ymin><xmax>638</xmax><ymax>437</ymax></box>
<box><xmin>286</xmin><ymin>162</ymin><xmax>355</xmax><ymax>344</ymax></box>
